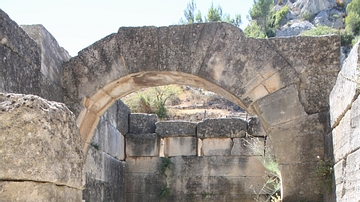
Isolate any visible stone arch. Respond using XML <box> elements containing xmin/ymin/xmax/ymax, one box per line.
<box><xmin>62</xmin><ymin>22</ymin><xmax>340</xmax><ymax>201</ymax></box>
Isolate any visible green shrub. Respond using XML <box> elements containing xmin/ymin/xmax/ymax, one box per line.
<box><xmin>345</xmin><ymin>12</ymin><xmax>360</xmax><ymax>36</ymax></box>
<box><xmin>353</xmin><ymin>35</ymin><xmax>360</xmax><ymax>46</ymax></box>
<box><xmin>244</xmin><ymin>21</ymin><xmax>267</xmax><ymax>38</ymax></box>
<box><xmin>340</xmin><ymin>31</ymin><xmax>355</xmax><ymax>46</ymax></box>
<box><xmin>274</xmin><ymin>5</ymin><xmax>289</xmax><ymax>27</ymax></box>
<box><xmin>300</xmin><ymin>25</ymin><xmax>338</xmax><ymax>36</ymax></box>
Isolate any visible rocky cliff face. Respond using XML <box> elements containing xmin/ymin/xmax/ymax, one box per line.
<box><xmin>274</xmin><ymin>0</ymin><xmax>351</xmax><ymax>37</ymax></box>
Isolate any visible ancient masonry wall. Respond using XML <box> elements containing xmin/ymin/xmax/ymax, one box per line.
<box><xmin>0</xmin><ymin>9</ymin><xmax>69</xmax><ymax>103</ymax></box>
<box><xmin>124</xmin><ymin>113</ymin><xmax>268</xmax><ymax>202</ymax></box>
<box><xmin>329</xmin><ymin>41</ymin><xmax>360</xmax><ymax>202</ymax></box>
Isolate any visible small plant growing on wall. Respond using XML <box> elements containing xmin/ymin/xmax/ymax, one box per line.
<box><xmin>246</xmin><ymin>137</ymin><xmax>282</xmax><ymax>202</ymax></box>
<box><xmin>160</xmin><ymin>157</ymin><xmax>174</xmax><ymax>176</ymax></box>
<box><xmin>315</xmin><ymin>157</ymin><xmax>334</xmax><ymax>193</ymax></box>
<box><xmin>158</xmin><ymin>157</ymin><xmax>173</xmax><ymax>200</ymax></box>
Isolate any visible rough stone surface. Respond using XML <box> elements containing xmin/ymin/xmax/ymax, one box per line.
<box><xmin>126</xmin><ymin>133</ymin><xmax>159</xmax><ymax>157</ymax></box>
<box><xmin>201</xmin><ymin>138</ymin><xmax>233</xmax><ymax>156</ymax></box>
<box><xmin>253</xmin><ymin>84</ymin><xmax>307</xmax><ymax>130</ymax></box>
<box><xmin>276</xmin><ymin>20</ymin><xmax>314</xmax><ymax>37</ymax></box>
<box><xmin>313</xmin><ymin>9</ymin><xmax>344</xmax><ymax>29</ymax></box>
<box><xmin>330</xmin><ymin>42</ymin><xmax>360</xmax><ymax>127</ymax></box>
<box><xmin>0</xmin><ymin>9</ymin><xmax>40</xmax><ymax>68</ymax></box>
<box><xmin>116</xmin><ymin>99</ymin><xmax>131</xmax><ymax>135</ymax></box>
<box><xmin>21</xmin><ymin>24</ymin><xmax>70</xmax><ymax>85</ymax></box>
<box><xmin>0</xmin><ymin>93</ymin><xmax>84</xmax><ymax>189</ymax></box>
<box><xmin>129</xmin><ymin>113</ymin><xmax>157</xmax><ymax>134</ymax></box>
<box><xmin>197</xmin><ymin>118</ymin><xmax>247</xmax><ymax>138</ymax></box>
<box><xmin>0</xmin><ymin>181</ymin><xmax>82</xmax><ymax>202</ymax></box>
<box><xmin>83</xmin><ymin>147</ymin><xmax>126</xmax><ymax>202</ymax></box>
<box><xmin>155</xmin><ymin>121</ymin><xmax>197</xmax><ymax>137</ymax></box>
<box><xmin>247</xmin><ymin>116</ymin><xmax>266</xmax><ymax>137</ymax></box>
<box><xmin>164</xmin><ymin>137</ymin><xmax>196</xmax><ymax>156</ymax></box>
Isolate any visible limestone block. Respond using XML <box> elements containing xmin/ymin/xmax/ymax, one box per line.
<box><xmin>201</xmin><ymin>138</ymin><xmax>233</xmax><ymax>156</ymax></box>
<box><xmin>125</xmin><ymin>173</ymin><xmax>165</xmax><ymax>194</ymax></box>
<box><xmin>125</xmin><ymin>157</ymin><xmax>162</xmax><ymax>173</ymax></box>
<box><xmin>253</xmin><ymin>84</ymin><xmax>307</xmax><ymax>130</ymax></box>
<box><xmin>102</xmin><ymin>102</ymin><xmax>118</xmax><ymax>127</ymax></box>
<box><xmin>125</xmin><ymin>193</ymin><xmax>159</xmax><ymax>202</ymax></box>
<box><xmin>83</xmin><ymin>152</ymin><xmax>125</xmax><ymax>202</ymax></box>
<box><xmin>169</xmin><ymin>156</ymin><xmax>266</xmax><ymax>177</ymax></box>
<box><xmin>126</xmin><ymin>133</ymin><xmax>159</xmax><ymax>157</ymax></box>
<box><xmin>164</xmin><ymin>137</ymin><xmax>196</xmax><ymax>156</ymax></box>
<box><xmin>103</xmin><ymin>154</ymin><xmax>126</xmax><ymax>202</ymax></box>
<box><xmin>0</xmin><ymin>93</ymin><xmax>84</xmax><ymax>189</ymax></box>
<box><xmin>267</xmin><ymin>114</ymin><xmax>325</xmax><ymax>164</ymax></box>
<box><xmin>231</xmin><ymin>137</ymin><xmax>265</xmax><ymax>156</ymax></box>
<box><xmin>166</xmin><ymin>175</ymin><xmax>266</xmax><ymax>196</ymax></box>
<box><xmin>332</xmin><ymin>110</ymin><xmax>351</xmax><ymax>162</ymax></box>
<box><xmin>334</xmin><ymin>160</ymin><xmax>345</xmax><ymax>201</ymax></box>
<box><xmin>330</xmin><ymin>42</ymin><xmax>359</xmax><ymax>127</ymax></box>
<box><xmin>21</xmin><ymin>24</ymin><xmax>70</xmax><ymax>85</ymax></box>
<box><xmin>129</xmin><ymin>113</ymin><xmax>157</xmax><ymax>134</ymax></box>
<box><xmin>116</xmin><ymin>99</ymin><xmax>131</xmax><ymax>135</ymax></box>
<box><xmin>155</xmin><ymin>121</ymin><xmax>197</xmax><ymax>137</ymax></box>
<box><xmin>342</xmin><ymin>149</ymin><xmax>360</xmax><ymax>201</ymax></box>
<box><xmin>197</xmin><ymin>118</ymin><xmax>247</xmax><ymax>138</ymax></box>
<box><xmin>0</xmin><ymin>181</ymin><xmax>82</xmax><ymax>202</ymax></box>
<box><xmin>280</xmin><ymin>162</ymin><xmax>323</xmax><ymax>201</ymax></box>
<box><xmin>84</xmin><ymin>146</ymin><xmax>105</xmax><ymax>181</ymax></box>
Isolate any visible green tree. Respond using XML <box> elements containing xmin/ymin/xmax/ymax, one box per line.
<box><xmin>345</xmin><ymin>0</ymin><xmax>360</xmax><ymax>36</ymax></box>
<box><xmin>179</xmin><ymin>0</ymin><xmax>202</xmax><ymax>24</ymax></box>
<box><xmin>179</xmin><ymin>0</ymin><xmax>242</xmax><ymax>28</ymax></box>
<box><xmin>248</xmin><ymin>0</ymin><xmax>274</xmax><ymax>37</ymax></box>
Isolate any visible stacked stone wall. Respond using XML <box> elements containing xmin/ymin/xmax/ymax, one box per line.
<box><xmin>329</xmin><ymin>41</ymin><xmax>360</xmax><ymax>201</ymax></box>
<box><xmin>125</xmin><ymin>113</ymin><xmax>268</xmax><ymax>202</ymax></box>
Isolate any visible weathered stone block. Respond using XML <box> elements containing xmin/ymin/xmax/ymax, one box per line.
<box><xmin>125</xmin><ymin>173</ymin><xmax>165</xmax><ymax>194</ymax></box>
<box><xmin>231</xmin><ymin>137</ymin><xmax>265</xmax><ymax>156</ymax></box>
<box><xmin>103</xmin><ymin>154</ymin><xmax>125</xmax><ymax>202</ymax></box>
<box><xmin>332</xmin><ymin>110</ymin><xmax>351</xmax><ymax>162</ymax></box>
<box><xmin>125</xmin><ymin>157</ymin><xmax>162</xmax><ymax>173</ymax></box>
<box><xmin>169</xmin><ymin>156</ymin><xmax>266</xmax><ymax>177</ymax></box>
<box><xmin>0</xmin><ymin>93</ymin><xmax>83</xmax><ymax>189</ymax></box>
<box><xmin>253</xmin><ymin>84</ymin><xmax>307</xmax><ymax>130</ymax></box>
<box><xmin>116</xmin><ymin>99</ymin><xmax>131</xmax><ymax>135</ymax></box>
<box><xmin>341</xmin><ymin>149</ymin><xmax>360</xmax><ymax>201</ymax></box>
<box><xmin>334</xmin><ymin>159</ymin><xmax>345</xmax><ymax>201</ymax></box>
<box><xmin>330</xmin><ymin>41</ymin><xmax>359</xmax><ymax>127</ymax></box>
<box><xmin>202</xmin><ymin>138</ymin><xmax>233</xmax><ymax>156</ymax></box>
<box><xmin>197</xmin><ymin>118</ymin><xmax>247</xmax><ymax>138</ymax></box>
<box><xmin>280</xmin><ymin>162</ymin><xmax>323</xmax><ymax>202</ymax></box>
<box><xmin>267</xmin><ymin>114</ymin><xmax>325</xmax><ymax>164</ymax></box>
<box><xmin>155</xmin><ymin>121</ymin><xmax>197</xmax><ymax>137</ymax></box>
<box><xmin>21</xmin><ymin>24</ymin><xmax>70</xmax><ymax>85</ymax></box>
<box><xmin>164</xmin><ymin>137</ymin><xmax>196</xmax><ymax>156</ymax></box>
<box><xmin>126</xmin><ymin>133</ymin><xmax>159</xmax><ymax>157</ymax></box>
<box><xmin>0</xmin><ymin>181</ymin><xmax>82</xmax><ymax>202</ymax></box>
<box><xmin>129</xmin><ymin>113</ymin><xmax>157</xmax><ymax>134</ymax></box>
<box><xmin>84</xmin><ymin>146</ymin><xmax>105</xmax><ymax>181</ymax></box>
<box><xmin>125</xmin><ymin>193</ymin><xmax>159</xmax><ymax>202</ymax></box>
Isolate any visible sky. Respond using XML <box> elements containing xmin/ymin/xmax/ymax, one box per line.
<box><xmin>1</xmin><ymin>0</ymin><xmax>253</xmax><ymax>56</ymax></box>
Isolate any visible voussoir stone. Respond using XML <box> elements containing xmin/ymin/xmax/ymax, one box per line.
<box><xmin>0</xmin><ymin>93</ymin><xmax>84</xmax><ymax>189</ymax></box>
